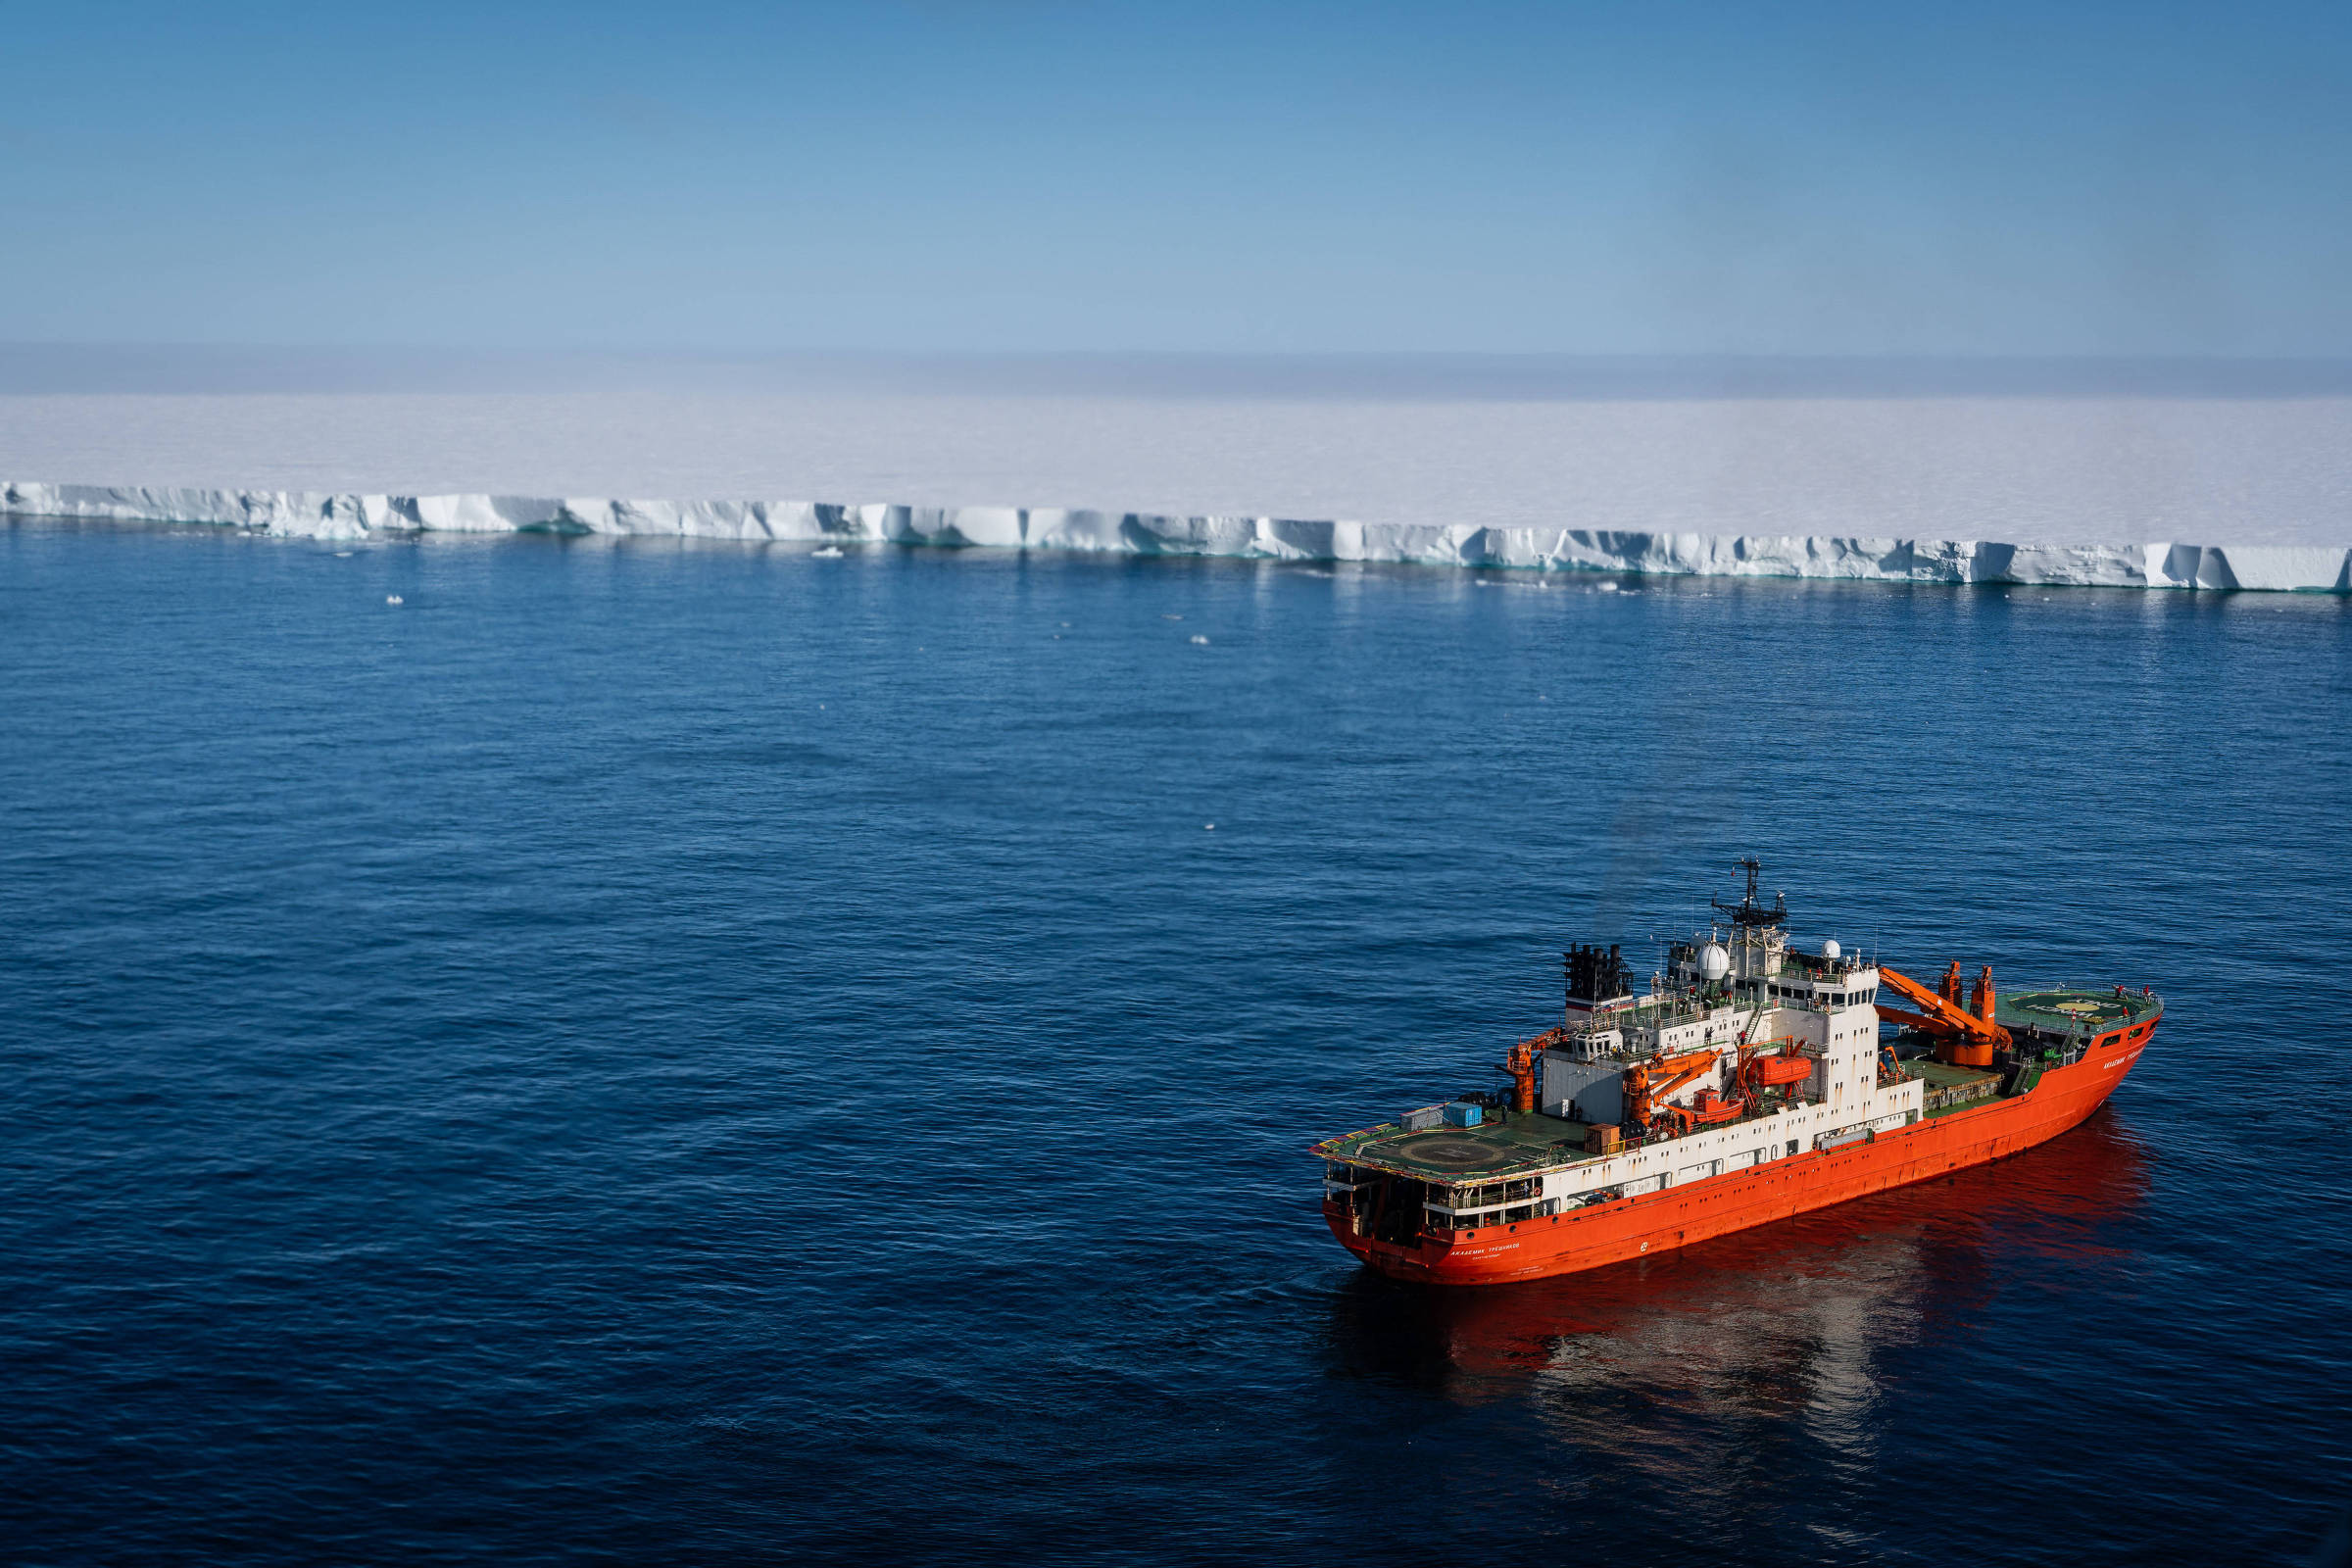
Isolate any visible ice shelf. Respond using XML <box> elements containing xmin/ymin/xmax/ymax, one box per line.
<box><xmin>5</xmin><ymin>480</ymin><xmax>2348</xmax><ymax>591</ymax></box>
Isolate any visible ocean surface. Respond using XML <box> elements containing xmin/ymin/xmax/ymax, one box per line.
<box><xmin>3</xmin><ymin>519</ymin><xmax>2347</xmax><ymax>1566</ymax></box>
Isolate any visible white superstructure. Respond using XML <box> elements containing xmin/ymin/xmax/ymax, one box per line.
<box><xmin>1420</xmin><ymin>874</ymin><xmax>1925</xmax><ymax>1234</ymax></box>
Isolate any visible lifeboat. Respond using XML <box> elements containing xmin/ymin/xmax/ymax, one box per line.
<box><xmin>1683</xmin><ymin>1089</ymin><xmax>1747</xmax><ymax>1125</ymax></box>
<box><xmin>1746</xmin><ymin>1050</ymin><xmax>1812</xmax><ymax>1088</ymax></box>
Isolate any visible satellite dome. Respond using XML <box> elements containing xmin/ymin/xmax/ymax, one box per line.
<box><xmin>1697</xmin><ymin>943</ymin><xmax>1731</xmax><ymax>981</ymax></box>
<box><xmin>1822</xmin><ymin>938</ymin><xmax>1842</xmax><ymax>960</ymax></box>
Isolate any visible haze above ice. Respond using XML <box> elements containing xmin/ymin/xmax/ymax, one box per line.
<box><xmin>4</xmin><ymin>370</ymin><xmax>2349</xmax><ymax>549</ymax></box>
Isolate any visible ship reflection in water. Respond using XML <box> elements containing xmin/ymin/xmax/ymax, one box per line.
<box><xmin>1326</xmin><ymin>1109</ymin><xmax>2151</xmax><ymax>1461</ymax></box>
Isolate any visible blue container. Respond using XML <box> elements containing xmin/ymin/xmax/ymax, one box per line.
<box><xmin>1443</xmin><ymin>1102</ymin><xmax>1484</xmax><ymax>1128</ymax></box>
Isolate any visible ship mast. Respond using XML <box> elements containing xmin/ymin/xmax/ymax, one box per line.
<box><xmin>1711</xmin><ymin>857</ymin><xmax>1787</xmax><ymax>980</ymax></box>
<box><xmin>1712</xmin><ymin>857</ymin><xmax>1786</xmax><ymax>930</ymax></box>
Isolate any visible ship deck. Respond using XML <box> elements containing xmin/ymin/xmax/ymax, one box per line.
<box><xmin>1315</xmin><ymin>1109</ymin><xmax>1592</xmax><ymax>1182</ymax></box>
<box><xmin>1893</xmin><ymin>1053</ymin><xmax>2003</xmax><ymax>1118</ymax></box>
<box><xmin>1996</xmin><ymin>985</ymin><xmax>2160</xmax><ymax>1036</ymax></box>
<box><xmin>1901</xmin><ymin>1056</ymin><xmax>1998</xmax><ymax>1090</ymax></box>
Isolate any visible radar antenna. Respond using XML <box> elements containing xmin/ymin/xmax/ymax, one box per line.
<box><xmin>1712</xmin><ymin>857</ymin><xmax>1788</xmax><ymax>929</ymax></box>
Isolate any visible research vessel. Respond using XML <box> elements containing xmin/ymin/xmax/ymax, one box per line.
<box><xmin>1314</xmin><ymin>861</ymin><xmax>2161</xmax><ymax>1286</ymax></box>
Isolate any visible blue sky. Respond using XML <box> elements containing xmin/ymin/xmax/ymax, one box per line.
<box><xmin>3</xmin><ymin>0</ymin><xmax>2347</xmax><ymax>355</ymax></box>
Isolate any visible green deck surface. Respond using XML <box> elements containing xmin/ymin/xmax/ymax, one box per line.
<box><xmin>1996</xmin><ymin>986</ymin><xmax>2160</xmax><ymax>1034</ymax></box>
<box><xmin>1907</xmin><ymin>1056</ymin><xmax>2001</xmax><ymax>1119</ymax></box>
<box><xmin>1314</xmin><ymin>1109</ymin><xmax>1592</xmax><ymax>1181</ymax></box>
<box><xmin>1901</xmin><ymin>1057</ymin><xmax>1998</xmax><ymax>1091</ymax></box>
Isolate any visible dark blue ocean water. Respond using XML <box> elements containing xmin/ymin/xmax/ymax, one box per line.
<box><xmin>3</xmin><ymin>521</ymin><xmax>2348</xmax><ymax>1566</ymax></box>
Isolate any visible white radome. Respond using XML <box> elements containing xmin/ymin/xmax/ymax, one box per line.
<box><xmin>1822</xmin><ymin>938</ymin><xmax>1842</xmax><ymax>959</ymax></box>
<box><xmin>1697</xmin><ymin>943</ymin><xmax>1731</xmax><ymax>981</ymax></box>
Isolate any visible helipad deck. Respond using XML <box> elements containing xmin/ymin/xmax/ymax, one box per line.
<box><xmin>1997</xmin><ymin>986</ymin><xmax>2162</xmax><ymax>1037</ymax></box>
<box><xmin>1314</xmin><ymin>1109</ymin><xmax>1591</xmax><ymax>1182</ymax></box>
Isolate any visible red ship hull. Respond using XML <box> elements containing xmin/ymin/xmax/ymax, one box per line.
<box><xmin>1327</xmin><ymin>1025</ymin><xmax>2154</xmax><ymax>1286</ymax></box>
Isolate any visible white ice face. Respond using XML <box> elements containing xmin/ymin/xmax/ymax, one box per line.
<box><xmin>4</xmin><ymin>479</ymin><xmax>2344</xmax><ymax>590</ymax></box>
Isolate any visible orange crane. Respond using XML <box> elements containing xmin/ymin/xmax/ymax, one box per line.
<box><xmin>1623</xmin><ymin>1045</ymin><xmax>1735</xmax><ymax>1135</ymax></box>
<box><xmin>1878</xmin><ymin>963</ymin><xmax>2010</xmax><ymax>1068</ymax></box>
<box><xmin>1502</xmin><ymin>1036</ymin><xmax>1539</xmax><ymax>1114</ymax></box>
<box><xmin>1499</xmin><ymin>1026</ymin><xmax>1579</xmax><ymax>1114</ymax></box>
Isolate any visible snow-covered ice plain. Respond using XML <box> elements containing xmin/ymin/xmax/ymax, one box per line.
<box><xmin>4</xmin><ymin>378</ymin><xmax>2348</xmax><ymax>590</ymax></box>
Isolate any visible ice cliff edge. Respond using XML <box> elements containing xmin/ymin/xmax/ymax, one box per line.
<box><xmin>4</xmin><ymin>479</ymin><xmax>2347</xmax><ymax>592</ymax></box>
